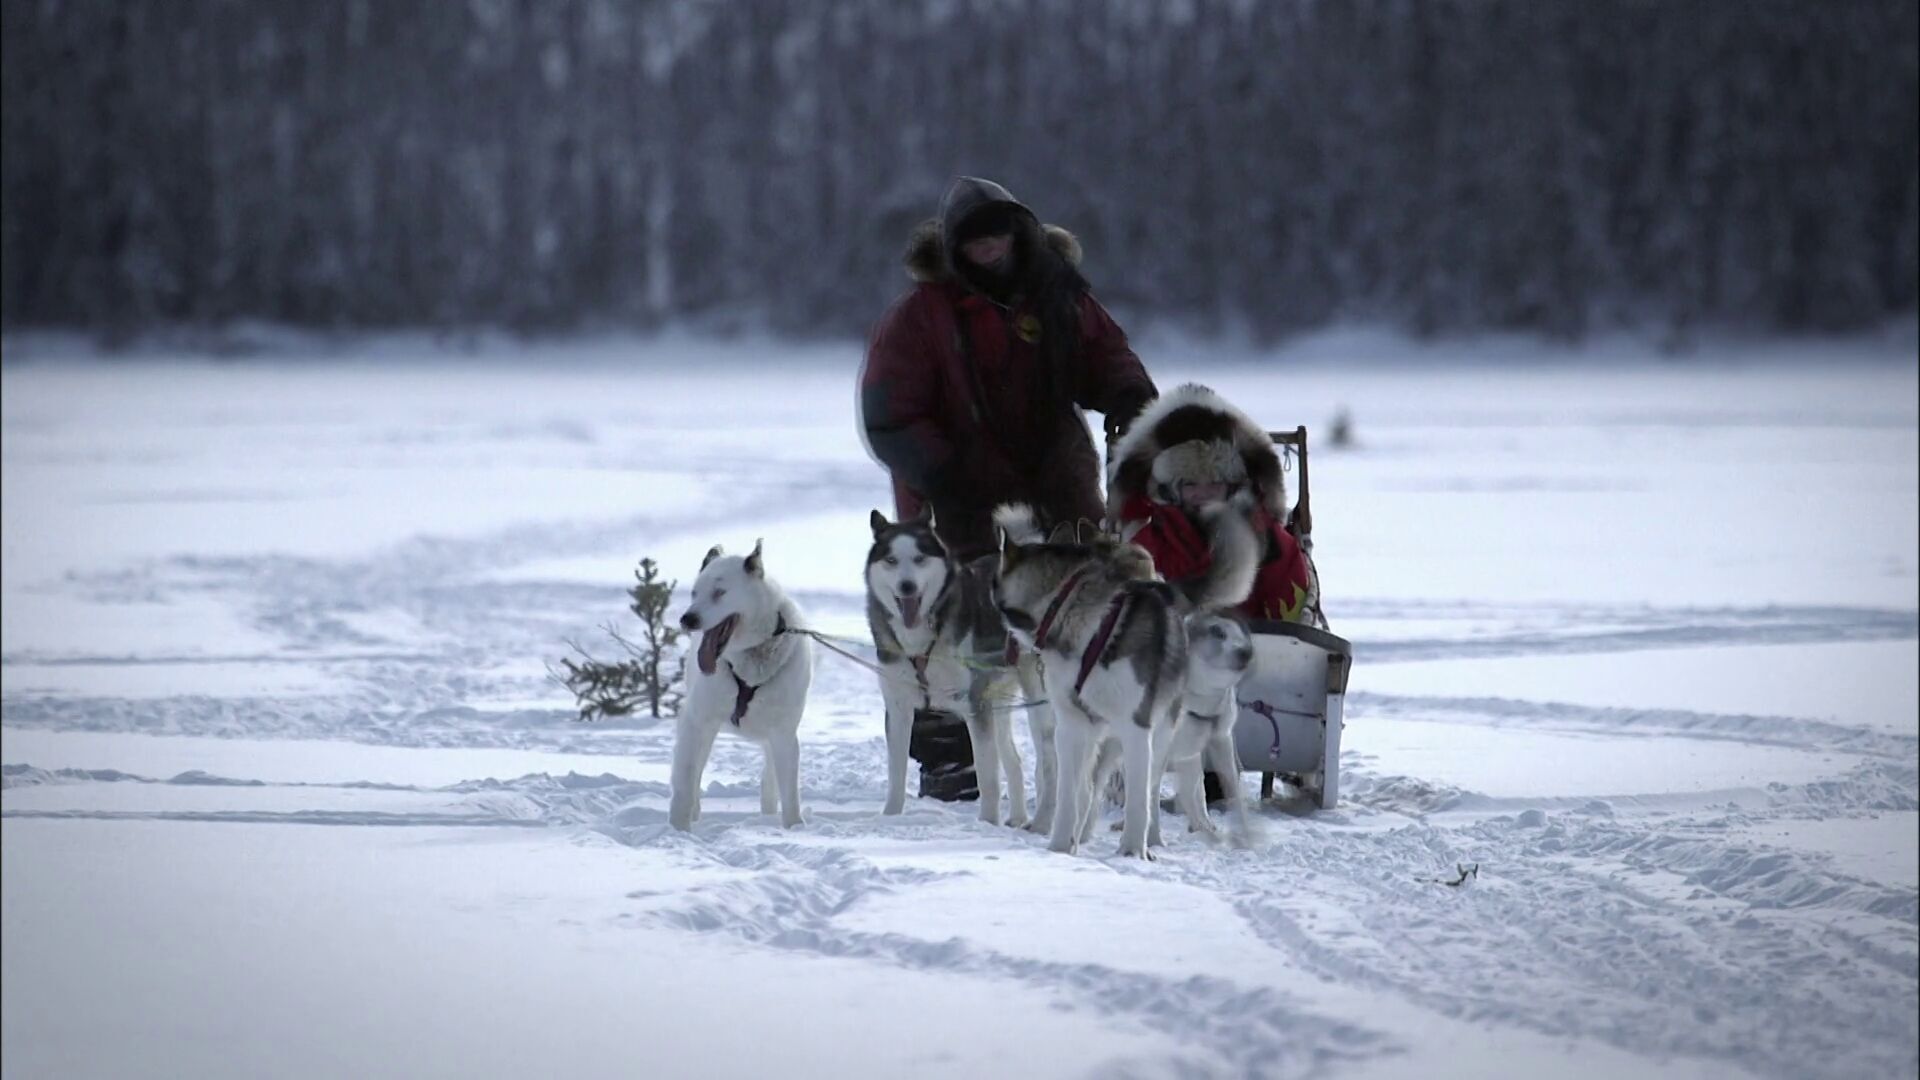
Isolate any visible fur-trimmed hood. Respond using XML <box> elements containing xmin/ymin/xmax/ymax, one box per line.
<box><xmin>904</xmin><ymin>175</ymin><xmax>1083</xmax><ymax>285</ymax></box>
<box><xmin>905</xmin><ymin>218</ymin><xmax>1084</xmax><ymax>284</ymax></box>
<box><xmin>1106</xmin><ymin>383</ymin><xmax>1285</xmax><ymax>519</ymax></box>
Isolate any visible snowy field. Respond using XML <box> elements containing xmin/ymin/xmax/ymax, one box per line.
<box><xmin>3</xmin><ymin>329</ymin><xmax>1916</xmax><ymax>1080</ymax></box>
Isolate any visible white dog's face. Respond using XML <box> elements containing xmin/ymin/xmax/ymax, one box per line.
<box><xmin>680</xmin><ymin>541</ymin><xmax>764</xmax><ymax>674</ymax></box>
<box><xmin>865</xmin><ymin>518</ymin><xmax>951</xmax><ymax>631</ymax></box>
<box><xmin>1186</xmin><ymin>612</ymin><xmax>1255</xmax><ymax>694</ymax></box>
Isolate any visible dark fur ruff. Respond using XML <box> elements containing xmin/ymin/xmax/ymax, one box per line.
<box><xmin>1105</xmin><ymin>383</ymin><xmax>1286</xmax><ymax>520</ymax></box>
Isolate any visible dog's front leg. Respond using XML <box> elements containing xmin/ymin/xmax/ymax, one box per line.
<box><xmin>760</xmin><ymin>753</ymin><xmax>779</xmax><ymax>816</ymax></box>
<box><xmin>1114</xmin><ymin>722</ymin><xmax>1156</xmax><ymax>860</ymax></box>
<box><xmin>992</xmin><ymin>706</ymin><xmax>1029</xmax><ymax>829</ymax></box>
<box><xmin>1146</xmin><ymin>721</ymin><xmax>1179</xmax><ymax>849</ymax></box>
<box><xmin>1173</xmin><ymin>754</ymin><xmax>1218</xmax><ymax>838</ymax></box>
<box><xmin>1080</xmin><ymin>735</ymin><xmax>1121</xmax><ymax>845</ymax></box>
<box><xmin>1167</xmin><ymin>720</ymin><xmax>1218</xmax><ymax>838</ymax></box>
<box><xmin>669</xmin><ymin>717</ymin><xmax>721</xmax><ymax>832</ymax></box>
<box><xmin>964</xmin><ymin>711</ymin><xmax>1004</xmax><ymax>826</ymax></box>
<box><xmin>1018</xmin><ymin>658</ymin><xmax>1055</xmax><ymax>834</ymax></box>
<box><xmin>1205</xmin><ymin>729</ymin><xmax>1256</xmax><ymax>846</ymax></box>
<box><xmin>769</xmin><ymin>727</ymin><xmax>803</xmax><ymax>828</ymax></box>
<box><xmin>880</xmin><ymin>680</ymin><xmax>919</xmax><ymax>815</ymax></box>
<box><xmin>1048</xmin><ymin>707</ymin><xmax>1093</xmax><ymax>855</ymax></box>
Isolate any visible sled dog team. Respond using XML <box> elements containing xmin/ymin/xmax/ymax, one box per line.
<box><xmin>668</xmin><ymin>385</ymin><xmax>1295</xmax><ymax>858</ymax></box>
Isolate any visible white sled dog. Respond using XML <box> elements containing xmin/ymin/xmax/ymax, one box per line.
<box><xmin>669</xmin><ymin>540</ymin><xmax>813</xmax><ymax>831</ymax></box>
<box><xmin>993</xmin><ymin>507</ymin><xmax>1257</xmax><ymax>858</ymax></box>
<box><xmin>866</xmin><ymin>509</ymin><xmax>1049</xmax><ymax>828</ymax></box>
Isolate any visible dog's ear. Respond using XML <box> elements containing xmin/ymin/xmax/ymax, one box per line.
<box><xmin>1118</xmin><ymin>518</ymin><xmax>1148</xmax><ymax>544</ymax></box>
<box><xmin>1077</xmin><ymin>517</ymin><xmax>1101</xmax><ymax>544</ymax></box>
<box><xmin>744</xmin><ymin>538</ymin><xmax>764</xmax><ymax>578</ymax></box>
<box><xmin>926</xmin><ymin>505</ymin><xmax>938</xmax><ymax>531</ymax></box>
<box><xmin>869</xmin><ymin>509</ymin><xmax>889</xmax><ymax>538</ymax></box>
<box><xmin>911</xmin><ymin>503</ymin><xmax>932</xmax><ymax>525</ymax></box>
<box><xmin>1046</xmin><ymin>521</ymin><xmax>1076</xmax><ymax>544</ymax></box>
<box><xmin>701</xmin><ymin>545</ymin><xmax>724</xmax><ymax>571</ymax></box>
<box><xmin>998</xmin><ymin>527</ymin><xmax>1020</xmax><ymax>567</ymax></box>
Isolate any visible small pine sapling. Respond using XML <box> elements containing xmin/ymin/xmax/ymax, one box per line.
<box><xmin>623</xmin><ymin>558</ymin><xmax>685</xmax><ymax>717</ymax></box>
<box><xmin>553</xmin><ymin>557</ymin><xmax>687</xmax><ymax>721</ymax></box>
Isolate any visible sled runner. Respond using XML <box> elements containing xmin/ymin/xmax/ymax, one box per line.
<box><xmin>1230</xmin><ymin>427</ymin><xmax>1352</xmax><ymax>809</ymax></box>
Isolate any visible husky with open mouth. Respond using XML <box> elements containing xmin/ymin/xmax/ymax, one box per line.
<box><xmin>670</xmin><ymin>540</ymin><xmax>813</xmax><ymax>831</ymax></box>
<box><xmin>865</xmin><ymin>509</ymin><xmax>1052</xmax><ymax>828</ymax></box>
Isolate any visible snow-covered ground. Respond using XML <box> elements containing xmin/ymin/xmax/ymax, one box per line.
<box><xmin>3</xmin><ymin>329</ymin><xmax>1916</xmax><ymax>1080</ymax></box>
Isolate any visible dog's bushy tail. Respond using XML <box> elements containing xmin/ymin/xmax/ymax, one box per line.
<box><xmin>992</xmin><ymin>502</ymin><xmax>1046</xmax><ymax>544</ymax></box>
<box><xmin>1178</xmin><ymin>503</ymin><xmax>1260</xmax><ymax>611</ymax></box>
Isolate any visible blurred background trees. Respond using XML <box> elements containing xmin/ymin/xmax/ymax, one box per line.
<box><xmin>3</xmin><ymin>0</ymin><xmax>1914</xmax><ymax>343</ymax></box>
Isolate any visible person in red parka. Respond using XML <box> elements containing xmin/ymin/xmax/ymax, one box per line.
<box><xmin>860</xmin><ymin>176</ymin><xmax>1157</xmax><ymax>560</ymax></box>
<box><xmin>859</xmin><ymin>176</ymin><xmax>1157</xmax><ymax>801</ymax></box>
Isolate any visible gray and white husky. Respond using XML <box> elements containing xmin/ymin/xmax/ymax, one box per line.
<box><xmin>670</xmin><ymin>540</ymin><xmax>813</xmax><ymax>831</ymax></box>
<box><xmin>1165</xmin><ymin>611</ymin><xmax>1257</xmax><ymax>843</ymax></box>
<box><xmin>993</xmin><ymin>505</ymin><xmax>1258</xmax><ymax>858</ymax></box>
<box><xmin>865</xmin><ymin>509</ymin><xmax>1051</xmax><ymax>828</ymax></box>
<box><xmin>1090</xmin><ymin>611</ymin><xmax>1258</xmax><ymax>847</ymax></box>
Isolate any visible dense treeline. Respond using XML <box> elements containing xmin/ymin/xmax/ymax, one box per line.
<box><xmin>2</xmin><ymin>0</ymin><xmax>1914</xmax><ymax>341</ymax></box>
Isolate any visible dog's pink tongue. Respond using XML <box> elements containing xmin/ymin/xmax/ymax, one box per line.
<box><xmin>899</xmin><ymin>595</ymin><xmax>922</xmax><ymax>629</ymax></box>
<box><xmin>697</xmin><ymin>628</ymin><xmax>722</xmax><ymax>675</ymax></box>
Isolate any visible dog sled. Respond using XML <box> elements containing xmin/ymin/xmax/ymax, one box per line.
<box><xmin>1230</xmin><ymin>427</ymin><xmax>1352</xmax><ymax>810</ymax></box>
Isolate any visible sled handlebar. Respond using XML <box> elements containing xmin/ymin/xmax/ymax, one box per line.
<box><xmin>1268</xmin><ymin>426</ymin><xmax>1311</xmax><ymax>537</ymax></box>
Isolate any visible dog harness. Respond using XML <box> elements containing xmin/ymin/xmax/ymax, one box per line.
<box><xmin>1073</xmin><ymin>593</ymin><xmax>1131</xmax><ymax>695</ymax></box>
<box><xmin>727</xmin><ymin>614</ymin><xmax>789</xmax><ymax>726</ymax></box>
<box><xmin>908</xmin><ymin>649</ymin><xmax>935</xmax><ymax>711</ymax></box>
<box><xmin>1009</xmin><ymin>564</ymin><xmax>1093</xmax><ymax>665</ymax></box>
<box><xmin>1026</xmin><ymin>568</ymin><xmax>1132</xmax><ymax>696</ymax></box>
<box><xmin>1031</xmin><ymin>568</ymin><xmax>1092</xmax><ymax>651</ymax></box>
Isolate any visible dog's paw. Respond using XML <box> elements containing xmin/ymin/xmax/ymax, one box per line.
<box><xmin>1024</xmin><ymin>814</ymin><xmax>1052</xmax><ymax>836</ymax></box>
<box><xmin>1005</xmin><ymin>810</ymin><xmax>1030</xmax><ymax>830</ymax></box>
<box><xmin>1047</xmin><ymin>836</ymin><xmax>1078</xmax><ymax>855</ymax></box>
<box><xmin>882</xmin><ymin>800</ymin><xmax>905</xmax><ymax>816</ymax></box>
<box><xmin>1115</xmin><ymin>842</ymin><xmax>1156</xmax><ymax>861</ymax></box>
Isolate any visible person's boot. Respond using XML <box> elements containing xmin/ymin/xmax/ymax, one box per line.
<box><xmin>909</xmin><ymin>708</ymin><xmax>978</xmax><ymax>802</ymax></box>
<box><xmin>1204</xmin><ymin>768</ymin><xmax>1227</xmax><ymax>806</ymax></box>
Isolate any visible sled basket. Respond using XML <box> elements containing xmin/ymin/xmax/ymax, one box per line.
<box><xmin>1232</xmin><ymin>619</ymin><xmax>1351</xmax><ymax>809</ymax></box>
<box><xmin>1228</xmin><ymin>425</ymin><xmax>1351</xmax><ymax>809</ymax></box>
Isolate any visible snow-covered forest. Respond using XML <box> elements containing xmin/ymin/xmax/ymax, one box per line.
<box><xmin>2</xmin><ymin>0</ymin><xmax>1915</xmax><ymax>339</ymax></box>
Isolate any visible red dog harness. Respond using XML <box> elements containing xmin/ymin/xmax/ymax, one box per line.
<box><xmin>1073</xmin><ymin>593</ymin><xmax>1130</xmax><ymax>695</ymax></box>
<box><xmin>1028</xmin><ymin>568</ymin><xmax>1131</xmax><ymax>696</ymax></box>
